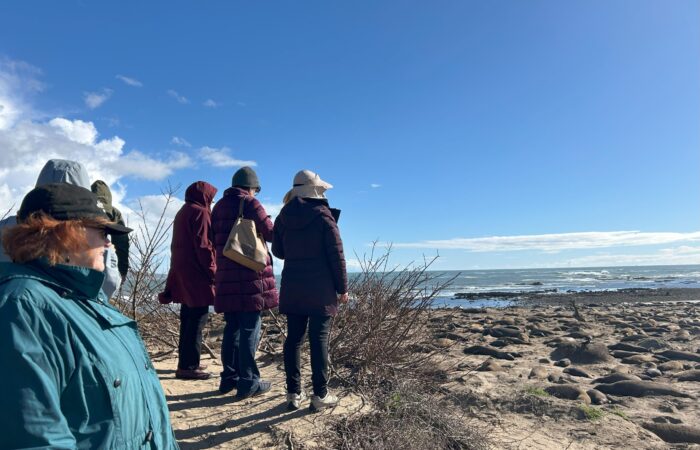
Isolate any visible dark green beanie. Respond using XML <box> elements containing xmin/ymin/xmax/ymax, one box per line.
<box><xmin>232</xmin><ymin>166</ymin><xmax>261</xmax><ymax>192</ymax></box>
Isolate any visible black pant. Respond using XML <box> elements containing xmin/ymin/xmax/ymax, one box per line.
<box><xmin>284</xmin><ymin>314</ymin><xmax>332</xmax><ymax>397</ymax></box>
<box><xmin>178</xmin><ymin>304</ymin><xmax>209</xmax><ymax>370</ymax></box>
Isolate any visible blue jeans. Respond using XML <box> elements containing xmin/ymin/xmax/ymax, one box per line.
<box><xmin>220</xmin><ymin>311</ymin><xmax>262</xmax><ymax>396</ymax></box>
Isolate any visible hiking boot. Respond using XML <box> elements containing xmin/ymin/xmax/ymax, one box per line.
<box><xmin>175</xmin><ymin>369</ymin><xmax>211</xmax><ymax>380</ymax></box>
<box><xmin>236</xmin><ymin>380</ymin><xmax>272</xmax><ymax>401</ymax></box>
<box><xmin>286</xmin><ymin>391</ymin><xmax>308</xmax><ymax>411</ymax></box>
<box><xmin>310</xmin><ymin>393</ymin><xmax>339</xmax><ymax>412</ymax></box>
<box><xmin>219</xmin><ymin>378</ymin><xmax>237</xmax><ymax>395</ymax></box>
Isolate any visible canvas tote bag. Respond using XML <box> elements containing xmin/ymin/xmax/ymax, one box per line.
<box><xmin>222</xmin><ymin>196</ymin><xmax>268</xmax><ymax>272</ymax></box>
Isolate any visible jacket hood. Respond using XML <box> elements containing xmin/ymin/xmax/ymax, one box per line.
<box><xmin>35</xmin><ymin>159</ymin><xmax>91</xmax><ymax>189</ymax></box>
<box><xmin>91</xmin><ymin>180</ymin><xmax>114</xmax><ymax>213</ymax></box>
<box><xmin>185</xmin><ymin>181</ymin><xmax>218</xmax><ymax>207</ymax></box>
<box><xmin>280</xmin><ymin>197</ymin><xmax>335</xmax><ymax>230</ymax></box>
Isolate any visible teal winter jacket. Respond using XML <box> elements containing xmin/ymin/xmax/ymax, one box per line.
<box><xmin>0</xmin><ymin>260</ymin><xmax>178</xmax><ymax>449</ymax></box>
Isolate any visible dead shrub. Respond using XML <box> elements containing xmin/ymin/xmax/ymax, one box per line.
<box><xmin>327</xmin><ymin>376</ymin><xmax>491</xmax><ymax>450</ymax></box>
<box><xmin>329</xmin><ymin>245</ymin><xmax>457</xmax><ymax>384</ymax></box>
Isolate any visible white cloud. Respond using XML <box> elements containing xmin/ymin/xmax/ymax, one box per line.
<box><xmin>0</xmin><ymin>59</ymin><xmax>193</xmax><ymax>214</ymax></box>
<box><xmin>199</xmin><ymin>146</ymin><xmax>256</xmax><ymax>168</ymax></box>
<box><xmin>118</xmin><ymin>151</ymin><xmax>192</xmax><ymax>180</ymax></box>
<box><xmin>203</xmin><ymin>99</ymin><xmax>220</xmax><ymax>108</ymax></box>
<box><xmin>549</xmin><ymin>245</ymin><xmax>700</xmax><ymax>268</ymax></box>
<box><xmin>115</xmin><ymin>74</ymin><xmax>143</xmax><ymax>87</ymax></box>
<box><xmin>370</xmin><ymin>183</ymin><xmax>381</xmax><ymax>188</ymax></box>
<box><xmin>84</xmin><ymin>88</ymin><xmax>113</xmax><ymax>109</ymax></box>
<box><xmin>171</xmin><ymin>136</ymin><xmax>192</xmax><ymax>147</ymax></box>
<box><xmin>0</xmin><ymin>58</ymin><xmax>43</xmax><ymax>129</ymax></box>
<box><xmin>167</xmin><ymin>89</ymin><xmax>189</xmax><ymax>104</ymax></box>
<box><xmin>393</xmin><ymin>231</ymin><xmax>700</xmax><ymax>252</ymax></box>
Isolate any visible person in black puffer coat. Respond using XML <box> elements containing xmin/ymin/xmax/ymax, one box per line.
<box><xmin>272</xmin><ymin>170</ymin><xmax>348</xmax><ymax>412</ymax></box>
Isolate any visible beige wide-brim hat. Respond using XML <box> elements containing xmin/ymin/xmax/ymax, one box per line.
<box><xmin>283</xmin><ymin>170</ymin><xmax>333</xmax><ymax>204</ymax></box>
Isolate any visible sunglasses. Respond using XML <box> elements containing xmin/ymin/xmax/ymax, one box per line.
<box><xmin>87</xmin><ymin>225</ymin><xmax>110</xmax><ymax>240</ymax></box>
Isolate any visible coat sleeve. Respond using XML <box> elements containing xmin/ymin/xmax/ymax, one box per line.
<box><xmin>111</xmin><ymin>207</ymin><xmax>130</xmax><ymax>277</ymax></box>
<box><xmin>193</xmin><ymin>209</ymin><xmax>217</xmax><ymax>282</ymax></box>
<box><xmin>322</xmin><ymin>214</ymin><xmax>348</xmax><ymax>295</ymax></box>
<box><xmin>271</xmin><ymin>216</ymin><xmax>285</xmax><ymax>260</ymax></box>
<box><xmin>0</xmin><ymin>297</ymin><xmax>77</xmax><ymax>449</ymax></box>
<box><xmin>248</xmin><ymin>198</ymin><xmax>274</xmax><ymax>243</ymax></box>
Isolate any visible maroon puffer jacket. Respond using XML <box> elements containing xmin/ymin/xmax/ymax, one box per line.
<box><xmin>272</xmin><ymin>197</ymin><xmax>347</xmax><ymax>316</ymax></box>
<box><xmin>211</xmin><ymin>187</ymin><xmax>279</xmax><ymax>313</ymax></box>
<box><xmin>159</xmin><ymin>181</ymin><xmax>218</xmax><ymax>308</ymax></box>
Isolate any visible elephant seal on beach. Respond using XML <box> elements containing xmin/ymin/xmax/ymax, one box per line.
<box><xmin>593</xmin><ymin>373</ymin><xmax>641</xmax><ymax>384</ymax></box>
<box><xmin>529</xmin><ymin>366</ymin><xmax>548</xmax><ymax>379</ymax></box>
<box><xmin>657</xmin><ymin>350</ymin><xmax>700</xmax><ymax>363</ymax></box>
<box><xmin>642</xmin><ymin>423</ymin><xmax>700</xmax><ymax>444</ymax></box>
<box><xmin>621</xmin><ymin>354</ymin><xmax>654</xmax><ymax>365</ymax></box>
<box><xmin>550</xmin><ymin>342</ymin><xmax>612</xmax><ymax>364</ymax></box>
<box><xmin>676</xmin><ymin>370</ymin><xmax>700</xmax><ymax>382</ymax></box>
<box><xmin>586</xmin><ymin>389</ymin><xmax>608</xmax><ymax>405</ymax></box>
<box><xmin>563</xmin><ymin>367</ymin><xmax>593</xmax><ymax>378</ymax></box>
<box><xmin>595</xmin><ymin>381</ymin><xmax>694</xmax><ymax>398</ymax></box>
<box><xmin>544</xmin><ymin>385</ymin><xmax>591</xmax><ymax>404</ymax></box>
<box><xmin>608</xmin><ymin>342</ymin><xmax>649</xmax><ymax>353</ymax></box>
<box><xmin>463</xmin><ymin>345</ymin><xmax>520</xmax><ymax>360</ymax></box>
<box><xmin>658</xmin><ymin>361</ymin><xmax>686</xmax><ymax>373</ymax></box>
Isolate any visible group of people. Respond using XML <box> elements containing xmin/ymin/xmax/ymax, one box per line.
<box><xmin>0</xmin><ymin>160</ymin><xmax>347</xmax><ymax>448</ymax></box>
<box><xmin>160</xmin><ymin>166</ymin><xmax>348</xmax><ymax>409</ymax></box>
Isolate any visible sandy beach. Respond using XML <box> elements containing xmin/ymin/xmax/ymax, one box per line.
<box><xmin>155</xmin><ymin>289</ymin><xmax>700</xmax><ymax>449</ymax></box>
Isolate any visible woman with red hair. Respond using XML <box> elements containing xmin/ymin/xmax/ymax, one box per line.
<box><xmin>0</xmin><ymin>183</ymin><xmax>177</xmax><ymax>449</ymax></box>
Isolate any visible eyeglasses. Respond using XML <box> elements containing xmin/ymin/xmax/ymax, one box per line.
<box><xmin>87</xmin><ymin>226</ymin><xmax>109</xmax><ymax>240</ymax></box>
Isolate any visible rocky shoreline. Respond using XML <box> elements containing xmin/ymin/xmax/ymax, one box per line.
<box><xmin>156</xmin><ymin>288</ymin><xmax>700</xmax><ymax>449</ymax></box>
<box><xmin>453</xmin><ymin>287</ymin><xmax>700</xmax><ymax>306</ymax></box>
<box><xmin>426</xmin><ymin>296</ymin><xmax>700</xmax><ymax>448</ymax></box>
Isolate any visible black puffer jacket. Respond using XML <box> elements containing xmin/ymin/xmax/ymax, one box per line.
<box><xmin>272</xmin><ymin>197</ymin><xmax>347</xmax><ymax>316</ymax></box>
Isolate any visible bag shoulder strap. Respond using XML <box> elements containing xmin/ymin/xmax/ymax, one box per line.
<box><xmin>237</xmin><ymin>196</ymin><xmax>247</xmax><ymax>219</ymax></box>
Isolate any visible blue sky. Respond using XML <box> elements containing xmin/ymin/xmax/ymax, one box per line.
<box><xmin>0</xmin><ymin>1</ymin><xmax>698</xmax><ymax>270</ymax></box>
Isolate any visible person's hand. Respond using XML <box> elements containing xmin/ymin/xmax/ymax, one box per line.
<box><xmin>338</xmin><ymin>293</ymin><xmax>349</xmax><ymax>304</ymax></box>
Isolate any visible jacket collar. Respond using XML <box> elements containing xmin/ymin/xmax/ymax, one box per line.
<box><xmin>0</xmin><ymin>258</ymin><xmax>105</xmax><ymax>300</ymax></box>
<box><xmin>224</xmin><ymin>186</ymin><xmax>251</xmax><ymax>198</ymax></box>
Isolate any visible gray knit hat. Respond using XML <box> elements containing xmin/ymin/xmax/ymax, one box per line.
<box><xmin>231</xmin><ymin>166</ymin><xmax>261</xmax><ymax>192</ymax></box>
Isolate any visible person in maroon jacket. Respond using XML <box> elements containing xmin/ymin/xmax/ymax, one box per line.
<box><xmin>211</xmin><ymin>167</ymin><xmax>279</xmax><ymax>399</ymax></box>
<box><xmin>272</xmin><ymin>170</ymin><xmax>348</xmax><ymax>412</ymax></box>
<box><xmin>158</xmin><ymin>181</ymin><xmax>218</xmax><ymax>380</ymax></box>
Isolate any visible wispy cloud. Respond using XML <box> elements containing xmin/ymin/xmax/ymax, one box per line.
<box><xmin>117</xmin><ymin>150</ymin><xmax>192</xmax><ymax>180</ymax></box>
<box><xmin>203</xmin><ymin>99</ymin><xmax>220</xmax><ymax>108</ymax></box>
<box><xmin>393</xmin><ymin>231</ymin><xmax>700</xmax><ymax>252</ymax></box>
<box><xmin>261</xmin><ymin>202</ymin><xmax>284</xmax><ymax>219</ymax></box>
<box><xmin>549</xmin><ymin>245</ymin><xmax>700</xmax><ymax>267</ymax></box>
<box><xmin>167</xmin><ymin>89</ymin><xmax>189</xmax><ymax>104</ymax></box>
<box><xmin>0</xmin><ymin>57</ymin><xmax>44</xmax><ymax>129</ymax></box>
<box><xmin>370</xmin><ymin>183</ymin><xmax>382</xmax><ymax>188</ymax></box>
<box><xmin>84</xmin><ymin>88</ymin><xmax>113</xmax><ymax>109</ymax></box>
<box><xmin>115</xmin><ymin>74</ymin><xmax>142</xmax><ymax>87</ymax></box>
<box><xmin>171</xmin><ymin>136</ymin><xmax>192</xmax><ymax>147</ymax></box>
<box><xmin>199</xmin><ymin>146</ymin><xmax>256</xmax><ymax>168</ymax></box>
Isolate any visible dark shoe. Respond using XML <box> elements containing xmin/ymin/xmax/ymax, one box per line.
<box><xmin>219</xmin><ymin>378</ymin><xmax>237</xmax><ymax>395</ymax></box>
<box><xmin>175</xmin><ymin>369</ymin><xmax>211</xmax><ymax>380</ymax></box>
<box><xmin>235</xmin><ymin>381</ymin><xmax>272</xmax><ymax>401</ymax></box>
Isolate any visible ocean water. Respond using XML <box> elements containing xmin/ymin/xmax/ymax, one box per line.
<box><xmin>271</xmin><ymin>265</ymin><xmax>700</xmax><ymax>308</ymax></box>
<box><xmin>425</xmin><ymin>264</ymin><xmax>700</xmax><ymax>307</ymax></box>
